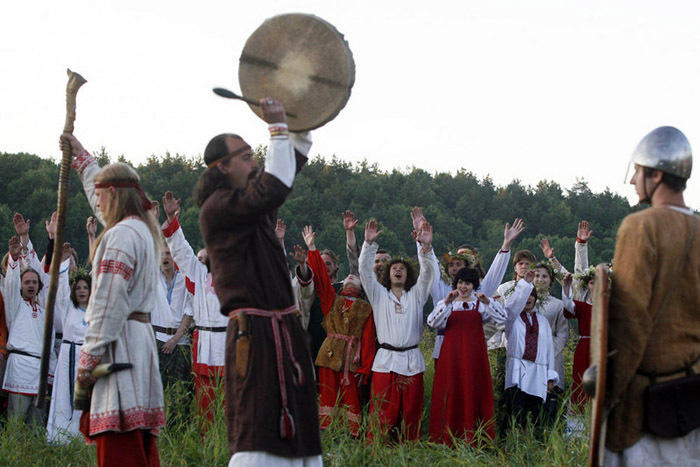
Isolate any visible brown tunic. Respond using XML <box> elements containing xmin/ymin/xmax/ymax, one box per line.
<box><xmin>605</xmin><ymin>206</ymin><xmax>700</xmax><ymax>451</ymax></box>
<box><xmin>199</xmin><ymin>150</ymin><xmax>321</xmax><ymax>458</ymax></box>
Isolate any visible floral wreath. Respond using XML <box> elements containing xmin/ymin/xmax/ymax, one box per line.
<box><xmin>440</xmin><ymin>250</ymin><xmax>479</xmax><ymax>284</ymax></box>
<box><xmin>69</xmin><ymin>267</ymin><xmax>92</xmax><ymax>289</ymax></box>
<box><xmin>573</xmin><ymin>265</ymin><xmax>596</xmax><ymax>294</ymax></box>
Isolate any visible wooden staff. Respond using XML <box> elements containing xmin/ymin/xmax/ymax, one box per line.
<box><xmin>36</xmin><ymin>69</ymin><xmax>87</xmax><ymax>408</ymax></box>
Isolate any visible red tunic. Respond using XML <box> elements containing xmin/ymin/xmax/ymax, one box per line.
<box><xmin>429</xmin><ymin>301</ymin><xmax>495</xmax><ymax>446</ymax></box>
<box><xmin>307</xmin><ymin>250</ymin><xmax>376</xmax><ymax>436</ymax></box>
<box><xmin>564</xmin><ymin>300</ymin><xmax>592</xmax><ymax>409</ymax></box>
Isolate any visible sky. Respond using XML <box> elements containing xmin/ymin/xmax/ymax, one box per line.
<box><xmin>1</xmin><ymin>0</ymin><xmax>699</xmax><ymax>209</ymax></box>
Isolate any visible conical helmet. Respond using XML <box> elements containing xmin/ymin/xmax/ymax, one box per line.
<box><xmin>628</xmin><ymin>126</ymin><xmax>692</xmax><ymax>180</ymax></box>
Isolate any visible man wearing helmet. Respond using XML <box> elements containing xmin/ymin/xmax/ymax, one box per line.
<box><xmin>603</xmin><ymin>127</ymin><xmax>699</xmax><ymax>465</ymax></box>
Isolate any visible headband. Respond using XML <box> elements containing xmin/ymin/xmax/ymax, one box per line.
<box><xmin>94</xmin><ymin>181</ymin><xmax>154</xmax><ymax>211</ymax></box>
<box><xmin>206</xmin><ymin>144</ymin><xmax>252</xmax><ymax>169</ymax></box>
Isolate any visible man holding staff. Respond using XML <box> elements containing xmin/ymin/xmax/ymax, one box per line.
<box><xmin>195</xmin><ymin>98</ymin><xmax>321</xmax><ymax>465</ymax></box>
<box><xmin>60</xmin><ymin>133</ymin><xmax>164</xmax><ymax>466</ymax></box>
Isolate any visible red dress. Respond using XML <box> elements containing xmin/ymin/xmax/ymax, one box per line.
<box><xmin>429</xmin><ymin>301</ymin><xmax>495</xmax><ymax>446</ymax></box>
<box><xmin>564</xmin><ymin>300</ymin><xmax>591</xmax><ymax>409</ymax></box>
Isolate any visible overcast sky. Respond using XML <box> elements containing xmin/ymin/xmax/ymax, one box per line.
<box><xmin>1</xmin><ymin>0</ymin><xmax>698</xmax><ymax>209</ymax></box>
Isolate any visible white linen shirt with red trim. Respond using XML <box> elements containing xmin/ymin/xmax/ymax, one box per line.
<box><xmin>162</xmin><ymin>217</ymin><xmax>226</xmax><ymax>369</ymax></box>
<box><xmin>359</xmin><ymin>241</ymin><xmax>435</xmax><ymax>377</ymax></box>
<box><xmin>2</xmin><ymin>254</ymin><xmax>56</xmax><ymax>395</ymax></box>
<box><xmin>152</xmin><ymin>270</ymin><xmax>193</xmax><ymax>345</ymax></box>
<box><xmin>72</xmin><ymin>152</ymin><xmax>164</xmax><ymax>436</ymax></box>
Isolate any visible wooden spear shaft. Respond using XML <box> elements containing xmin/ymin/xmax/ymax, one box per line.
<box><xmin>36</xmin><ymin>69</ymin><xmax>87</xmax><ymax>408</ymax></box>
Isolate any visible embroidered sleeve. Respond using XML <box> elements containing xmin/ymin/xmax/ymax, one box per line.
<box><xmin>162</xmin><ymin>217</ymin><xmax>207</xmax><ymax>293</ymax></box>
<box><xmin>427</xmin><ymin>300</ymin><xmax>452</xmax><ymax>329</ymax></box>
<box><xmin>71</xmin><ymin>150</ymin><xmax>95</xmax><ymax>175</ymax></box>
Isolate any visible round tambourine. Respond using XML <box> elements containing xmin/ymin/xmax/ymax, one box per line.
<box><xmin>238</xmin><ymin>13</ymin><xmax>355</xmax><ymax>132</ymax></box>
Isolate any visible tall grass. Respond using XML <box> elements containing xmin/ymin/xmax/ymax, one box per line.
<box><xmin>0</xmin><ymin>328</ymin><xmax>589</xmax><ymax>466</ymax></box>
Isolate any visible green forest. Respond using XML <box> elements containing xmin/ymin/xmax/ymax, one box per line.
<box><xmin>1</xmin><ymin>148</ymin><xmax>638</xmax><ymax>278</ymax></box>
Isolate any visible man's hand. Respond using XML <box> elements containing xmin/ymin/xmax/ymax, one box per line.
<box><xmin>523</xmin><ymin>269</ymin><xmax>535</xmax><ymax>283</ymax></box>
<box><xmin>562</xmin><ymin>273</ymin><xmax>573</xmax><ymax>295</ymax></box>
<box><xmin>8</xmin><ymin>236</ymin><xmax>21</xmax><ymax>258</ymax></box>
<box><xmin>577</xmin><ymin>220</ymin><xmax>593</xmax><ymax>242</ymax></box>
<box><xmin>290</xmin><ymin>244</ymin><xmax>306</xmax><ymax>264</ymax></box>
<box><xmin>540</xmin><ymin>238</ymin><xmax>555</xmax><ymax>259</ymax></box>
<box><xmin>364</xmin><ymin>219</ymin><xmax>383</xmax><ymax>245</ymax></box>
<box><xmin>77</xmin><ymin>368</ymin><xmax>96</xmax><ymax>387</ymax></box>
<box><xmin>355</xmin><ymin>373</ymin><xmax>366</xmax><ymax>387</ymax></box>
<box><xmin>46</xmin><ymin>212</ymin><xmax>57</xmax><ymax>240</ymax></box>
<box><xmin>502</xmin><ymin>218</ymin><xmax>525</xmax><ymax>250</ymax></box>
<box><xmin>275</xmin><ymin>219</ymin><xmax>286</xmax><ymax>242</ymax></box>
<box><xmin>302</xmin><ymin>225</ymin><xmax>316</xmax><ymax>251</ymax></box>
<box><xmin>475</xmin><ymin>292</ymin><xmax>491</xmax><ymax>305</ymax></box>
<box><xmin>86</xmin><ymin>216</ymin><xmax>97</xmax><ymax>238</ymax></box>
<box><xmin>410</xmin><ymin>207</ymin><xmax>426</xmax><ymax>232</ymax></box>
<box><xmin>261</xmin><ymin>98</ymin><xmax>287</xmax><ymax>125</ymax></box>
<box><xmin>342</xmin><ymin>210</ymin><xmax>359</xmax><ymax>231</ymax></box>
<box><xmin>162</xmin><ymin>191</ymin><xmax>181</xmax><ymax>222</ymax></box>
<box><xmin>161</xmin><ymin>336</ymin><xmax>178</xmax><ymax>354</ymax></box>
<box><xmin>13</xmin><ymin>213</ymin><xmax>30</xmax><ymax>237</ymax></box>
<box><xmin>59</xmin><ymin>133</ymin><xmax>86</xmax><ymax>159</ymax></box>
<box><xmin>417</xmin><ymin>221</ymin><xmax>433</xmax><ymax>251</ymax></box>
<box><xmin>444</xmin><ymin>289</ymin><xmax>459</xmax><ymax>305</ymax></box>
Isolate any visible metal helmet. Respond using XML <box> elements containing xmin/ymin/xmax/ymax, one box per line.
<box><xmin>627</xmin><ymin>126</ymin><xmax>693</xmax><ymax>181</ymax></box>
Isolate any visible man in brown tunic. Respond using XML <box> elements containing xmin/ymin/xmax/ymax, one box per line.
<box><xmin>604</xmin><ymin>126</ymin><xmax>699</xmax><ymax>465</ymax></box>
<box><xmin>196</xmin><ymin>98</ymin><xmax>321</xmax><ymax>465</ymax></box>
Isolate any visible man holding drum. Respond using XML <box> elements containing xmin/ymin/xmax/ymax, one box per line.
<box><xmin>196</xmin><ymin>98</ymin><xmax>322</xmax><ymax>466</ymax></box>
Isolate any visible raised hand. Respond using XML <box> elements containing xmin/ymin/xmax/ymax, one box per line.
<box><xmin>59</xmin><ymin>133</ymin><xmax>85</xmax><ymax>159</ymax></box>
<box><xmin>302</xmin><ymin>225</ymin><xmax>316</xmax><ymax>251</ymax></box>
<box><xmin>364</xmin><ymin>219</ymin><xmax>383</xmax><ymax>245</ymax></box>
<box><xmin>502</xmin><ymin>218</ymin><xmax>525</xmax><ymax>250</ymax></box>
<box><xmin>523</xmin><ymin>269</ymin><xmax>536</xmax><ymax>283</ymax></box>
<box><xmin>444</xmin><ymin>289</ymin><xmax>460</xmax><ymax>305</ymax></box>
<box><xmin>61</xmin><ymin>242</ymin><xmax>73</xmax><ymax>262</ymax></box>
<box><xmin>86</xmin><ymin>216</ymin><xmax>97</xmax><ymax>238</ymax></box>
<box><xmin>8</xmin><ymin>236</ymin><xmax>21</xmax><ymax>257</ymax></box>
<box><xmin>290</xmin><ymin>244</ymin><xmax>306</xmax><ymax>264</ymax></box>
<box><xmin>162</xmin><ymin>191</ymin><xmax>181</xmax><ymax>222</ymax></box>
<box><xmin>475</xmin><ymin>292</ymin><xmax>491</xmax><ymax>305</ymax></box>
<box><xmin>540</xmin><ymin>238</ymin><xmax>555</xmax><ymax>259</ymax></box>
<box><xmin>342</xmin><ymin>210</ymin><xmax>359</xmax><ymax>231</ymax></box>
<box><xmin>577</xmin><ymin>220</ymin><xmax>593</xmax><ymax>242</ymax></box>
<box><xmin>13</xmin><ymin>213</ymin><xmax>30</xmax><ymax>237</ymax></box>
<box><xmin>261</xmin><ymin>97</ymin><xmax>286</xmax><ymax>125</ymax></box>
<box><xmin>46</xmin><ymin>212</ymin><xmax>58</xmax><ymax>240</ymax></box>
<box><xmin>275</xmin><ymin>219</ymin><xmax>287</xmax><ymax>242</ymax></box>
<box><xmin>562</xmin><ymin>273</ymin><xmax>573</xmax><ymax>294</ymax></box>
<box><xmin>410</xmin><ymin>206</ymin><xmax>426</xmax><ymax>232</ymax></box>
<box><xmin>416</xmin><ymin>221</ymin><xmax>433</xmax><ymax>249</ymax></box>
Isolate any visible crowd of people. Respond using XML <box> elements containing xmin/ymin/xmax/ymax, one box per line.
<box><xmin>0</xmin><ymin>102</ymin><xmax>697</xmax><ymax>467</ymax></box>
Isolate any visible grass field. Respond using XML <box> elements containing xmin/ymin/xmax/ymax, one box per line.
<box><xmin>0</xmin><ymin>329</ymin><xmax>589</xmax><ymax>466</ymax></box>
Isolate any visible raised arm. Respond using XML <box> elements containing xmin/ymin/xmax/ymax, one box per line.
<box><xmin>540</xmin><ymin>237</ymin><xmax>569</xmax><ymax>280</ymax></box>
<box><xmin>343</xmin><ymin>210</ymin><xmax>360</xmax><ymax>276</ymax></box>
<box><xmin>4</xmin><ymin>237</ymin><xmax>23</xmax><ymax>320</ymax></box>
<box><xmin>414</xmin><ymin>221</ymin><xmax>436</xmax><ymax>302</ymax></box>
<box><xmin>475</xmin><ymin>292</ymin><xmax>508</xmax><ymax>323</ymax></box>
<box><xmin>359</xmin><ymin>220</ymin><xmax>383</xmax><ymax>305</ymax></box>
<box><xmin>161</xmin><ymin>191</ymin><xmax>205</xmax><ymax>281</ymax></box>
<box><xmin>303</xmin><ymin>225</ymin><xmax>335</xmax><ymax>314</ymax></box>
<box><xmin>61</xmin><ymin>133</ymin><xmax>106</xmax><ymax>226</ymax></box>
<box><xmin>504</xmin><ymin>270</ymin><xmax>535</xmax><ymax>324</ymax></box>
<box><xmin>480</xmin><ymin>219</ymin><xmax>524</xmax><ymax>296</ymax></box>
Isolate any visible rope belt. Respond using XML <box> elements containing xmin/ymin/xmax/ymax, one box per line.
<box><xmin>195</xmin><ymin>325</ymin><xmax>228</xmax><ymax>332</ymax></box>
<box><xmin>152</xmin><ymin>325</ymin><xmax>178</xmax><ymax>335</ymax></box>
<box><xmin>128</xmin><ymin>312</ymin><xmax>150</xmax><ymax>323</ymax></box>
<box><xmin>228</xmin><ymin>305</ymin><xmax>303</xmax><ymax>440</ymax></box>
<box><xmin>327</xmin><ymin>333</ymin><xmax>361</xmax><ymax>386</ymax></box>
<box><xmin>378</xmin><ymin>342</ymin><xmax>418</xmax><ymax>352</ymax></box>
<box><xmin>62</xmin><ymin>339</ymin><xmax>83</xmax><ymax>412</ymax></box>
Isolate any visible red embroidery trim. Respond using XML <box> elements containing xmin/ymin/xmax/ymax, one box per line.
<box><xmin>78</xmin><ymin>350</ymin><xmax>102</xmax><ymax>370</ymax></box>
<box><xmin>71</xmin><ymin>150</ymin><xmax>94</xmax><ymax>175</ymax></box>
<box><xmin>98</xmin><ymin>259</ymin><xmax>133</xmax><ymax>281</ymax></box>
<box><xmin>88</xmin><ymin>406</ymin><xmax>165</xmax><ymax>435</ymax></box>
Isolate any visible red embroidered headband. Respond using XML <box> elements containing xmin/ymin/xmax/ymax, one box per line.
<box><xmin>94</xmin><ymin>181</ymin><xmax>154</xmax><ymax>211</ymax></box>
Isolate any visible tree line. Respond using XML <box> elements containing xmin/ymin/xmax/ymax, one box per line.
<box><xmin>0</xmin><ymin>148</ymin><xmax>639</xmax><ymax>279</ymax></box>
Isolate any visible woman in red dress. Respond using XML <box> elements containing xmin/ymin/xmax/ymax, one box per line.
<box><xmin>427</xmin><ymin>268</ymin><xmax>507</xmax><ymax>446</ymax></box>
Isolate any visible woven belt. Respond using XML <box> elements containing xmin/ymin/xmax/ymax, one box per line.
<box><xmin>62</xmin><ymin>340</ymin><xmax>83</xmax><ymax>411</ymax></box>
<box><xmin>55</xmin><ymin>333</ymin><xmax>63</xmax><ymax>340</ymax></box>
<box><xmin>228</xmin><ymin>305</ymin><xmax>302</xmax><ymax>440</ymax></box>
<box><xmin>128</xmin><ymin>312</ymin><xmax>150</xmax><ymax>323</ymax></box>
<box><xmin>195</xmin><ymin>325</ymin><xmax>228</xmax><ymax>333</ymax></box>
<box><xmin>327</xmin><ymin>333</ymin><xmax>361</xmax><ymax>386</ymax></box>
<box><xmin>378</xmin><ymin>343</ymin><xmax>418</xmax><ymax>352</ymax></box>
<box><xmin>152</xmin><ymin>325</ymin><xmax>178</xmax><ymax>335</ymax></box>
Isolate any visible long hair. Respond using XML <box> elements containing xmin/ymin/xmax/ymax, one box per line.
<box><xmin>91</xmin><ymin>163</ymin><xmax>162</xmax><ymax>262</ymax></box>
<box><xmin>70</xmin><ymin>270</ymin><xmax>92</xmax><ymax>308</ymax></box>
<box><xmin>378</xmin><ymin>258</ymin><xmax>418</xmax><ymax>291</ymax></box>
